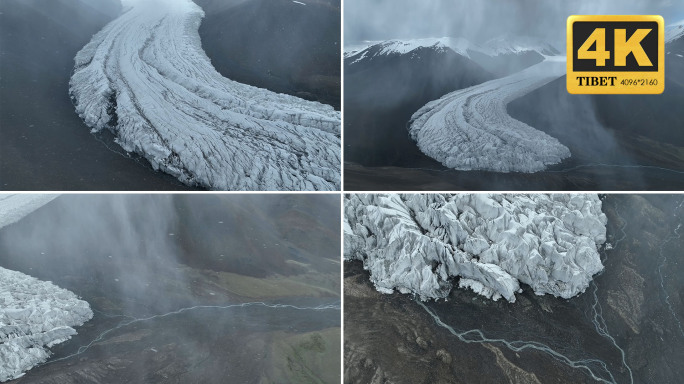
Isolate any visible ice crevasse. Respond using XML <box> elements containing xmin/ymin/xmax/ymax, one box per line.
<box><xmin>0</xmin><ymin>195</ymin><xmax>92</xmax><ymax>382</ymax></box>
<box><xmin>70</xmin><ymin>0</ymin><xmax>341</xmax><ymax>191</ymax></box>
<box><xmin>409</xmin><ymin>58</ymin><xmax>570</xmax><ymax>173</ymax></box>
<box><xmin>344</xmin><ymin>194</ymin><xmax>607</xmax><ymax>302</ymax></box>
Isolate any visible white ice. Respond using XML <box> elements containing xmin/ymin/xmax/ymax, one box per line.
<box><xmin>409</xmin><ymin>58</ymin><xmax>570</xmax><ymax>172</ymax></box>
<box><xmin>0</xmin><ymin>268</ymin><xmax>93</xmax><ymax>382</ymax></box>
<box><xmin>344</xmin><ymin>194</ymin><xmax>607</xmax><ymax>303</ymax></box>
<box><xmin>0</xmin><ymin>194</ymin><xmax>92</xmax><ymax>382</ymax></box>
<box><xmin>70</xmin><ymin>0</ymin><xmax>340</xmax><ymax>191</ymax></box>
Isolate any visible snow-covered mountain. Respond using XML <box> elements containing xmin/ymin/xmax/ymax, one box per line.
<box><xmin>345</xmin><ymin>35</ymin><xmax>559</xmax><ymax>75</ymax></box>
<box><xmin>345</xmin><ymin>37</ymin><xmax>477</xmax><ymax>63</ymax></box>
<box><xmin>666</xmin><ymin>20</ymin><xmax>684</xmax><ymax>61</ymax></box>
<box><xmin>480</xmin><ymin>35</ymin><xmax>559</xmax><ymax>56</ymax></box>
<box><xmin>345</xmin><ymin>194</ymin><xmax>606</xmax><ymax>302</ymax></box>
<box><xmin>0</xmin><ymin>194</ymin><xmax>92</xmax><ymax>382</ymax></box>
<box><xmin>343</xmin><ymin>34</ymin><xmax>563</xmax><ymax>169</ymax></box>
<box><xmin>344</xmin><ymin>36</ymin><xmax>496</xmax><ymax>166</ymax></box>
<box><xmin>666</xmin><ymin>19</ymin><xmax>684</xmax><ymax>44</ymax></box>
<box><xmin>71</xmin><ymin>0</ymin><xmax>340</xmax><ymax>191</ymax></box>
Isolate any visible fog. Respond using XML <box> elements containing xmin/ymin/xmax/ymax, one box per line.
<box><xmin>0</xmin><ymin>0</ymin><xmax>340</xmax><ymax>190</ymax></box>
<box><xmin>0</xmin><ymin>194</ymin><xmax>341</xmax><ymax>381</ymax></box>
<box><xmin>344</xmin><ymin>0</ymin><xmax>682</xmax><ymax>48</ymax></box>
<box><xmin>0</xmin><ymin>194</ymin><xmax>340</xmax><ymax>313</ymax></box>
<box><xmin>0</xmin><ymin>195</ymin><xmax>187</xmax><ymax>314</ymax></box>
<box><xmin>343</xmin><ymin>0</ymin><xmax>684</xmax><ymax>191</ymax></box>
<box><xmin>195</xmin><ymin>0</ymin><xmax>341</xmax><ymax>108</ymax></box>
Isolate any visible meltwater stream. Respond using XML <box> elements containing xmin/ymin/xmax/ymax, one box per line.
<box><xmin>417</xmin><ymin>199</ymin><xmax>637</xmax><ymax>384</ymax></box>
<box><xmin>584</xmin><ymin>200</ymin><xmax>632</xmax><ymax>384</ymax></box>
<box><xmin>46</xmin><ymin>301</ymin><xmax>340</xmax><ymax>365</ymax></box>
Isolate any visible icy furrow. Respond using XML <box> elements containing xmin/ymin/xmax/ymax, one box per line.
<box><xmin>409</xmin><ymin>58</ymin><xmax>570</xmax><ymax>173</ymax></box>
<box><xmin>70</xmin><ymin>0</ymin><xmax>340</xmax><ymax>191</ymax></box>
<box><xmin>344</xmin><ymin>194</ymin><xmax>606</xmax><ymax>302</ymax></box>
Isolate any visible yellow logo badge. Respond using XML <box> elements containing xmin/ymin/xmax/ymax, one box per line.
<box><xmin>567</xmin><ymin>15</ymin><xmax>664</xmax><ymax>94</ymax></box>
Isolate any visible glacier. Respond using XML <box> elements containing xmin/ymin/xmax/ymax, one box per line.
<box><xmin>70</xmin><ymin>0</ymin><xmax>340</xmax><ymax>191</ymax></box>
<box><xmin>0</xmin><ymin>268</ymin><xmax>93</xmax><ymax>382</ymax></box>
<box><xmin>1</xmin><ymin>194</ymin><xmax>92</xmax><ymax>382</ymax></box>
<box><xmin>408</xmin><ymin>58</ymin><xmax>571</xmax><ymax>173</ymax></box>
<box><xmin>344</xmin><ymin>194</ymin><xmax>607</xmax><ymax>302</ymax></box>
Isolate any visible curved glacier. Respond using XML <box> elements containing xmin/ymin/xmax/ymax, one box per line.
<box><xmin>344</xmin><ymin>194</ymin><xmax>607</xmax><ymax>302</ymax></box>
<box><xmin>409</xmin><ymin>59</ymin><xmax>570</xmax><ymax>173</ymax></box>
<box><xmin>70</xmin><ymin>0</ymin><xmax>340</xmax><ymax>191</ymax></box>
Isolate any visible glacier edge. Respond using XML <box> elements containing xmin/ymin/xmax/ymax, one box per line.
<box><xmin>344</xmin><ymin>194</ymin><xmax>607</xmax><ymax>303</ymax></box>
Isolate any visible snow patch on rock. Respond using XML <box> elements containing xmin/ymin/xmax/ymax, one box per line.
<box><xmin>481</xmin><ymin>35</ymin><xmax>559</xmax><ymax>56</ymax></box>
<box><xmin>70</xmin><ymin>0</ymin><xmax>340</xmax><ymax>191</ymax></box>
<box><xmin>350</xmin><ymin>37</ymin><xmax>476</xmax><ymax>62</ymax></box>
<box><xmin>666</xmin><ymin>20</ymin><xmax>684</xmax><ymax>44</ymax></box>
<box><xmin>344</xmin><ymin>35</ymin><xmax>559</xmax><ymax>65</ymax></box>
<box><xmin>344</xmin><ymin>194</ymin><xmax>607</xmax><ymax>302</ymax></box>
<box><xmin>409</xmin><ymin>58</ymin><xmax>570</xmax><ymax>172</ymax></box>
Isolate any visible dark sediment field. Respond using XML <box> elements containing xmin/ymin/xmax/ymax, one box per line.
<box><xmin>0</xmin><ymin>0</ymin><xmax>196</xmax><ymax>191</ymax></box>
<box><xmin>195</xmin><ymin>0</ymin><xmax>341</xmax><ymax>110</ymax></box>
<box><xmin>345</xmin><ymin>162</ymin><xmax>684</xmax><ymax>191</ymax></box>
<box><xmin>0</xmin><ymin>195</ymin><xmax>341</xmax><ymax>383</ymax></box>
<box><xmin>344</xmin><ymin>195</ymin><xmax>684</xmax><ymax>384</ymax></box>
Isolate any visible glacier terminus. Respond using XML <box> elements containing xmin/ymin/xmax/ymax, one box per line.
<box><xmin>70</xmin><ymin>0</ymin><xmax>341</xmax><ymax>191</ymax></box>
<box><xmin>345</xmin><ymin>194</ymin><xmax>607</xmax><ymax>302</ymax></box>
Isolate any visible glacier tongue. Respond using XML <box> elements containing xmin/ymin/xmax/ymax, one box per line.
<box><xmin>409</xmin><ymin>58</ymin><xmax>570</xmax><ymax>173</ymax></box>
<box><xmin>0</xmin><ymin>194</ymin><xmax>92</xmax><ymax>381</ymax></box>
<box><xmin>70</xmin><ymin>0</ymin><xmax>340</xmax><ymax>191</ymax></box>
<box><xmin>0</xmin><ymin>268</ymin><xmax>93</xmax><ymax>382</ymax></box>
<box><xmin>344</xmin><ymin>194</ymin><xmax>607</xmax><ymax>302</ymax></box>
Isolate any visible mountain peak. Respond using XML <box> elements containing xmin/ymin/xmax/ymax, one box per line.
<box><xmin>344</xmin><ymin>37</ymin><xmax>477</xmax><ymax>63</ymax></box>
<box><xmin>345</xmin><ymin>35</ymin><xmax>560</xmax><ymax>66</ymax></box>
<box><xmin>666</xmin><ymin>20</ymin><xmax>684</xmax><ymax>44</ymax></box>
<box><xmin>481</xmin><ymin>35</ymin><xmax>559</xmax><ymax>56</ymax></box>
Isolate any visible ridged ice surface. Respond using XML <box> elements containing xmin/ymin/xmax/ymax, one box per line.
<box><xmin>344</xmin><ymin>194</ymin><xmax>607</xmax><ymax>302</ymax></box>
<box><xmin>0</xmin><ymin>268</ymin><xmax>93</xmax><ymax>382</ymax></box>
<box><xmin>0</xmin><ymin>194</ymin><xmax>92</xmax><ymax>382</ymax></box>
<box><xmin>70</xmin><ymin>0</ymin><xmax>340</xmax><ymax>191</ymax></box>
<box><xmin>409</xmin><ymin>58</ymin><xmax>571</xmax><ymax>173</ymax></box>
